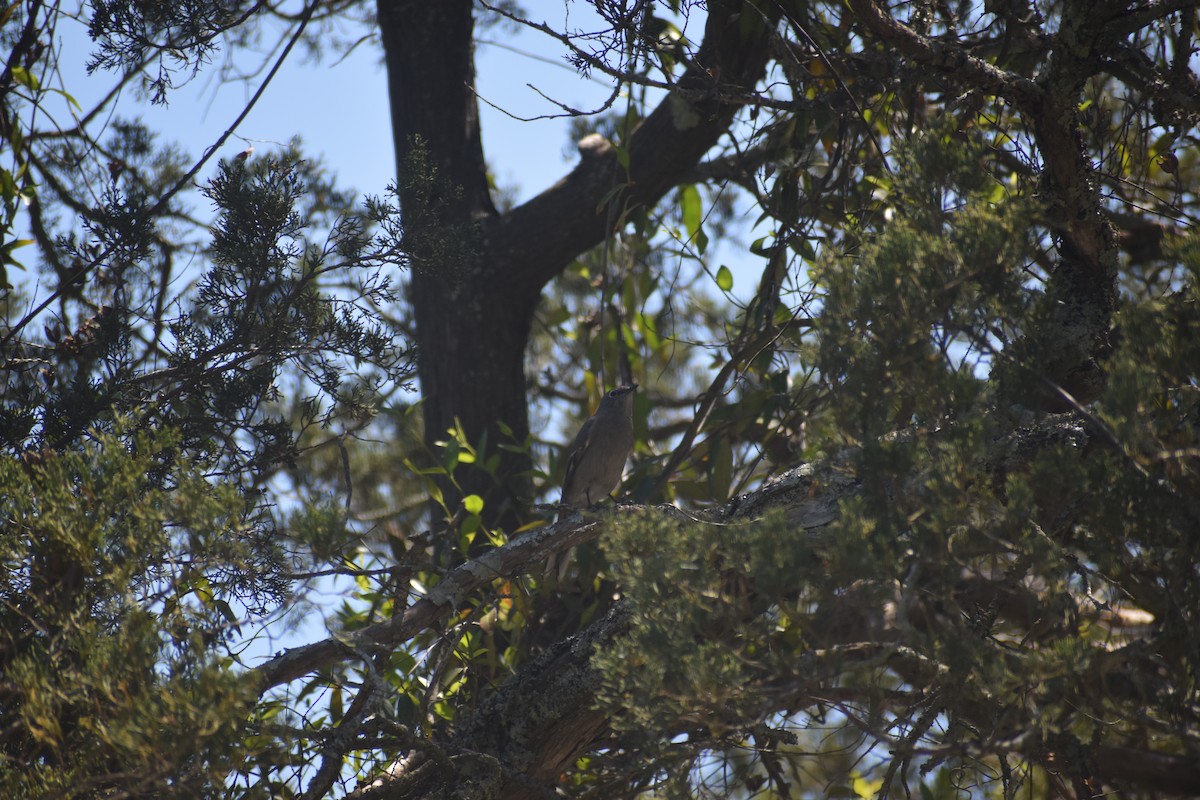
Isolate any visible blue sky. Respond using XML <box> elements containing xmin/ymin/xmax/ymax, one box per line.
<box><xmin>48</xmin><ymin>1</ymin><xmax>681</xmax><ymax>216</ymax></box>
<box><xmin>21</xmin><ymin>0</ymin><xmax>764</xmax><ymax>318</ymax></box>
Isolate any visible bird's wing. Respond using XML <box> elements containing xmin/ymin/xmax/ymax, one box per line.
<box><xmin>560</xmin><ymin>415</ymin><xmax>595</xmax><ymax>498</ymax></box>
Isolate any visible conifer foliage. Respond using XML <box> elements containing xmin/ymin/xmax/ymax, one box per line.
<box><xmin>1</xmin><ymin>0</ymin><xmax>1198</xmax><ymax>797</ymax></box>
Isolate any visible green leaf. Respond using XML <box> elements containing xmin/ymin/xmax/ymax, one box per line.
<box><xmin>716</xmin><ymin>265</ymin><xmax>733</xmax><ymax>292</ymax></box>
<box><xmin>639</xmin><ymin>312</ymin><xmax>661</xmax><ymax>349</ymax></box>
<box><xmin>613</xmin><ymin>143</ymin><xmax>630</xmax><ymax>170</ymax></box>
<box><xmin>214</xmin><ymin>599</ymin><xmax>238</xmax><ymax>624</ymax></box>
<box><xmin>463</xmin><ymin>494</ymin><xmax>484</xmax><ymax>514</ymax></box>
<box><xmin>11</xmin><ymin>65</ymin><xmax>38</xmax><ymax>91</ymax></box>
<box><xmin>680</xmin><ymin>184</ymin><xmax>702</xmax><ymax>239</ymax></box>
<box><xmin>1</xmin><ymin>239</ymin><xmax>34</xmax><ymax>259</ymax></box>
<box><xmin>329</xmin><ymin>683</ymin><xmax>343</xmax><ymax>721</ymax></box>
<box><xmin>852</xmin><ymin>774</ymin><xmax>883</xmax><ymax>798</ymax></box>
<box><xmin>48</xmin><ymin>87</ymin><xmax>82</xmax><ymax>111</ymax></box>
<box><xmin>709</xmin><ymin>436</ymin><xmax>733</xmax><ymax>500</ymax></box>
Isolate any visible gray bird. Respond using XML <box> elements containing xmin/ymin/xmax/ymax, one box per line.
<box><xmin>547</xmin><ymin>383</ymin><xmax>637</xmax><ymax>579</ymax></box>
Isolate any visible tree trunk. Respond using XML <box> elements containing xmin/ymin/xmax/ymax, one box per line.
<box><xmin>377</xmin><ymin>0</ymin><xmax>782</xmax><ymax>535</ymax></box>
<box><xmin>378</xmin><ymin>0</ymin><xmax>530</xmax><ymax>533</ymax></box>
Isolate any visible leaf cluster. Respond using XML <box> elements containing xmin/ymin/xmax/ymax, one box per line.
<box><xmin>583</xmin><ymin>130</ymin><xmax>1200</xmax><ymax>796</ymax></box>
<box><xmin>0</xmin><ymin>425</ymin><xmax>269</xmax><ymax>798</ymax></box>
<box><xmin>815</xmin><ymin>129</ymin><xmax>1036</xmax><ymax>441</ymax></box>
<box><xmin>88</xmin><ymin>0</ymin><xmax>260</xmax><ymax>105</ymax></box>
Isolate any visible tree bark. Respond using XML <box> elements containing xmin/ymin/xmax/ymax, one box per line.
<box><xmin>377</xmin><ymin>0</ymin><xmax>525</xmax><ymax>533</ymax></box>
<box><xmin>376</xmin><ymin>0</ymin><xmax>782</xmax><ymax>534</ymax></box>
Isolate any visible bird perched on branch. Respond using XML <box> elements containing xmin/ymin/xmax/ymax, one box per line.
<box><xmin>547</xmin><ymin>383</ymin><xmax>637</xmax><ymax>579</ymax></box>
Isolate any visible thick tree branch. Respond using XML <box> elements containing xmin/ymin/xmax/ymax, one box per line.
<box><xmin>252</xmin><ymin>513</ymin><xmax>605</xmax><ymax>692</ymax></box>
<box><xmin>844</xmin><ymin>0</ymin><xmax>1041</xmax><ymax>107</ymax></box>
<box><xmin>1090</xmin><ymin>745</ymin><xmax>1200</xmax><ymax>795</ymax></box>
<box><xmin>376</xmin><ymin>0</ymin><xmax>787</xmax><ymax>532</ymax></box>
<box><xmin>487</xmin><ymin>0</ymin><xmax>785</xmax><ymax>303</ymax></box>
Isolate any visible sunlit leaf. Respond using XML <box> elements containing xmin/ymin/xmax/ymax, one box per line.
<box><xmin>680</xmin><ymin>184</ymin><xmax>702</xmax><ymax>240</ymax></box>
<box><xmin>716</xmin><ymin>265</ymin><xmax>733</xmax><ymax>292</ymax></box>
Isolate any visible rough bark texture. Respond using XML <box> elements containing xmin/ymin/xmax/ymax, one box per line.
<box><xmin>376</xmin><ymin>0</ymin><xmax>782</xmax><ymax>532</ymax></box>
<box><xmin>377</xmin><ymin>0</ymin><xmax>524</xmax><ymax>532</ymax></box>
